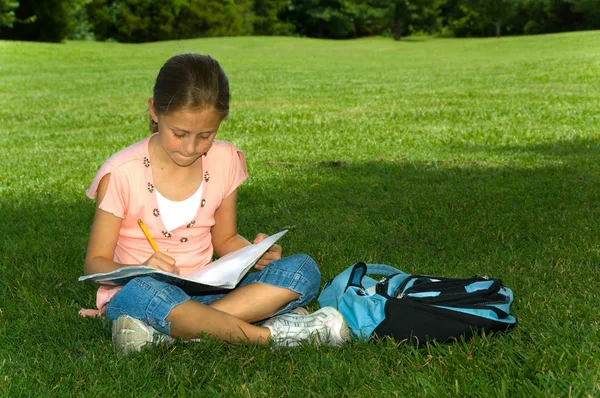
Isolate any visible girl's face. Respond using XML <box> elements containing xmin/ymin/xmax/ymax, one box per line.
<box><xmin>149</xmin><ymin>99</ymin><xmax>222</xmax><ymax>168</ymax></box>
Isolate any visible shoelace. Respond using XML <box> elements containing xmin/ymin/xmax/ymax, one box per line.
<box><xmin>271</xmin><ymin>322</ymin><xmax>330</xmax><ymax>345</ymax></box>
<box><xmin>271</xmin><ymin>312</ymin><xmax>330</xmax><ymax>328</ymax></box>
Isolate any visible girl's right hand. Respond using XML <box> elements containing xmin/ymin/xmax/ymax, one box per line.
<box><xmin>143</xmin><ymin>252</ymin><xmax>179</xmax><ymax>274</ymax></box>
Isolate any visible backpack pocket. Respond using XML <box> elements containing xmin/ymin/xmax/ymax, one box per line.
<box><xmin>373</xmin><ymin>298</ymin><xmax>515</xmax><ymax>346</ymax></box>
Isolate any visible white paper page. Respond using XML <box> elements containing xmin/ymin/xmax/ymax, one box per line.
<box><xmin>186</xmin><ymin>230</ymin><xmax>288</xmax><ymax>286</ymax></box>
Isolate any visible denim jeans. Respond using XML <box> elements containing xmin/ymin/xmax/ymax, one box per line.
<box><xmin>105</xmin><ymin>253</ymin><xmax>321</xmax><ymax>335</ymax></box>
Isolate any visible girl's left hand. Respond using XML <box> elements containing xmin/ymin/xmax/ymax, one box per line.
<box><xmin>253</xmin><ymin>233</ymin><xmax>282</xmax><ymax>270</ymax></box>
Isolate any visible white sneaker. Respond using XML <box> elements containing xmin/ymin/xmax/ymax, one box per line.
<box><xmin>291</xmin><ymin>306</ymin><xmax>309</xmax><ymax>316</ymax></box>
<box><xmin>263</xmin><ymin>307</ymin><xmax>351</xmax><ymax>347</ymax></box>
<box><xmin>112</xmin><ymin>315</ymin><xmax>174</xmax><ymax>354</ymax></box>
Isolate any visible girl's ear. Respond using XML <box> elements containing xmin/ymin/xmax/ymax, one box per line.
<box><xmin>148</xmin><ymin>98</ymin><xmax>159</xmax><ymax>123</ymax></box>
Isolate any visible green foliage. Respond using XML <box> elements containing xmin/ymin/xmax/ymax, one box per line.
<box><xmin>67</xmin><ymin>0</ymin><xmax>94</xmax><ymax>40</ymax></box>
<box><xmin>3</xmin><ymin>0</ymin><xmax>600</xmax><ymax>44</ymax></box>
<box><xmin>283</xmin><ymin>0</ymin><xmax>356</xmax><ymax>39</ymax></box>
<box><xmin>281</xmin><ymin>0</ymin><xmax>398</xmax><ymax>39</ymax></box>
<box><xmin>0</xmin><ymin>0</ymin><xmax>18</xmax><ymax>28</ymax></box>
<box><xmin>87</xmin><ymin>0</ymin><xmax>253</xmax><ymax>42</ymax></box>
<box><xmin>440</xmin><ymin>4</ymin><xmax>483</xmax><ymax>37</ymax></box>
<box><xmin>87</xmin><ymin>0</ymin><xmax>177</xmax><ymax>42</ymax></box>
<box><xmin>348</xmin><ymin>1</ymin><xmax>390</xmax><ymax>36</ymax></box>
<box><xmin>0</xmin><ymin>0</ymin><xmax>70</xmax><ymax>42</ymax></box>
<box><xmin>441</xmin><ymin>0</ymin><xmax>521</xmax><ymax>38</ymax></box>
<box><xmin>568</xmin><ymin>0</ymin><xmax>600</xmax><ymax>29</ymax></box>
<box><xmin>175</xmin><ymin>0</ymin><xmax>254</xmax><ymax>39</ymax></box>
<box><xmin>392</xmin><ymin>0</ymin><xmax>443</xmax><ymax>39</ymax></box>
<box><xmin>253</xmin><ymin>0</ymin><xmax>294</xmax><ymax>35</ymax></box>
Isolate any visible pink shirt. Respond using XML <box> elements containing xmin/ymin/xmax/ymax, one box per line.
<box><xmin>84</xmin><ymin>135</ymin><xmax>248</xmax><ymax>314</ymax></box>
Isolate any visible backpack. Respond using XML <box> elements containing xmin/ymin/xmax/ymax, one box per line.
<box><xmin>318</xmin><ymin>262</ymin><xmax>517</xmax><ymax>345</ymax></box>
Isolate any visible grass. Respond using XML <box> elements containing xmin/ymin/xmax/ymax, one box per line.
<box><xmin>1</xmin><ymin>31</ymin><xmax>600</xmax><ymax>396</ymax></box>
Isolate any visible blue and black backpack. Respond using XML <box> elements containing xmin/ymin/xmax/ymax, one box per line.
<box><xmin>318</xmin><ymin>262</ymin><xmax>517</xmax><ymax>345</ymax></box>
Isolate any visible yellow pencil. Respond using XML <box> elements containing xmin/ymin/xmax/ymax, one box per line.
<box><xmin>137</xmin><ymin>219</ymin><xmax>160</xmax><ymax>252</ymax></box>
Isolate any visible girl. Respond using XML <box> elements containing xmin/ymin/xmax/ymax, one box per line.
<box><xmin>84</xmin><ymin>54</ymin><xmax>350</xmax><ymax>353</ymax></box>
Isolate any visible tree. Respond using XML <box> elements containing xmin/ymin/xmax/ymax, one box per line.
<box><xmin>176</xmin><ymin>0</ymin><xmax>254</xmax><ymax>39</ymax></box>
<box><xmin>87</xmin><ymin>0</ymin><xmax>253</xmax><ymax>42</ymax></box>
<box><xmin>467</xmin><ymin>0</ymin><xmax>521</xmax><ymax>38</ymax></box>
<box><xmin>283</xmin><ymin>0</ymin><xmax>355</xmax><ymax>39</ymax></box>
<box><xmin>0</xmin><ymin>0</ymin><xmax>70</xmax><ymax>42</ymax></box>
<box><xmin>0</xmin><ymin>0</ymin><xmax>18</xmax><ymax>28</ymax></box>
<box><xmin>391</xmin><ymin>0</ymin><xmax>442</xmax><ymax>40</ymax></box>
<box><xmin>87</xmin><ymin>0</ymin><xmax>178</xmax><ymax>42</ymax></box>
<box><xmin>568</xmin><ymin>0</ymin><xmax>600</xmax><ymax>30</ymax></box>
<box><xmin>253</xmin><ymin>0</ymin><xmax>294</xmax><ymax>35</ymax></box>
<box><xmin>67</xmin><ymin>0</ymin><xmax>94</xmax><ymax>40</ymax></box>
<box><xmin>282</xmin><ymin>0</ymin><xmax>441</xmax><ymax>40</ymax></box>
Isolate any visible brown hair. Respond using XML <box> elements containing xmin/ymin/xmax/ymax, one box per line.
<box><xmin>150</xmin><ymin>54</ymin><xmax>230</xmax><ymax>133</ymax></box>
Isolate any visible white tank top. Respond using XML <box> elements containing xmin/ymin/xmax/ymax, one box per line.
<box><xmin>155</xmin><ymin>182</ymin><xmax>203</xmax><ymax>232</ymax></box>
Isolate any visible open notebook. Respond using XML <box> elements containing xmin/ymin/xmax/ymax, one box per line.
<box><xmin>79</xmin><ymin>230</ymin><xmax>287</xmax><ymax>294</ymax></box>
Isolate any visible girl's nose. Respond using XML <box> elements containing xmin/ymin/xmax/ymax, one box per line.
<box><xmin>185</xmin><ymin>138</ymin><xmax>196</xmax><ymax>154</ymax></box>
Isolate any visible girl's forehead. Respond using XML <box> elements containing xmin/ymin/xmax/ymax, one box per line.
<box><xmin>163</xmin><ymin>108</ymin><xmax>223</xmax><ymax>129</ymax></box>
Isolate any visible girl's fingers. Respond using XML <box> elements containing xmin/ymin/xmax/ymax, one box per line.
<box><xmin>160</xmin><ymin>263</ymin><xmax>179</xmax><ymax>274</ymax></box>
<box><xmin>264</xmin><ymin>245</ymin><xmax>282</xmax><ymax>261</ymax></box>
<box><xmin>156</xmin><ymin>252</ymin><xmax>176</xmax><ymax>266</ymax></box>
<box><xmin>145</xmin><ymin>253</ymin><xmax>178</xmax><ymax>274</ymax></box>
<box><xmin>253</xmin><ymin>233</ymin><xmax>269</xmax><ymax>244</ymax></box>
<box><xmin>254</xmin><ymin>244</ymin><xmax>282</xmax><ymax>270</ymax></box>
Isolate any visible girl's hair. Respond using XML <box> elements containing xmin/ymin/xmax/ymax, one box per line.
<box><xmin>150</xmin><ymin>53</ymin><xmax>230</xmax><ymax>133</ymax></box>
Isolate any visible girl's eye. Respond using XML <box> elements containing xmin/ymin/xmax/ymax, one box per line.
<box><xmin>173</xmin><ymin>132</ymin><xmax>186</xmax><ymax>139</ymax></box>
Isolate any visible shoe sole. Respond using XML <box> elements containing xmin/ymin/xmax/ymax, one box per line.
<box><xmin>112</xmin><ymin>315</ymin><xmax>152</xmax><ymax>354</ymax></box>
<box><xmin>325</xmin><ymin>313</ymin><xmax>351</xmax><ymax>346</ymax></box>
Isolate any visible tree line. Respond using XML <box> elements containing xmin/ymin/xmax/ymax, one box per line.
<box><xmin>1</xmin><ymin>0</ymin><xmax>599</xmax><ymax>43</ymax></box>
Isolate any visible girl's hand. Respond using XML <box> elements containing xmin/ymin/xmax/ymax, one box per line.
<box><xmin>143</xmin><ymin>252</ymin><xmax>179</xmax><ymax>274</ymax></box>
<box><xmin>253</xmin><ymin>233</ymin><xmax>282</xmax><ymax>270</ymax></box>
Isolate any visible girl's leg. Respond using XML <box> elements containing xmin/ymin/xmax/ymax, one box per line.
<box><xmin>208</xmin><ymin>284</ymin><xmax>299</xmax><ymax>323</ymax></box>
<box><xmin>106</xmin><ymin>276</ymin><xmax>270</xmax><ymax>347</ymax></box>
<box><xmin>107</xmin><ymin>255</ymin><xmax>342</xmax><ymax>351</ymax></box>
<box><xmin>206</xmin><ymin>253</ymin><xmax>321</xmax><ymax>323</ymax></box>
<box><xmin>167</xmin><ymin>300</ymin><xmax>270</xmax><ymax>343</ymax></box>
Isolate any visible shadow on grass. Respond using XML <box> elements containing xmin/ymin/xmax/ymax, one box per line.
<box><xmin>1</xmin><ymin>138</ymin><xmax>599</xmax><ymax>340</ymax></box>
<box><xmin>461</xmin><ymin>137</ymin><xmax>600</xmax><ymax>163</ymax></box>
<box><xmin>238</xmin><ymin>138</ymin><xmax>600</xmax><ymax>287</ymax></box>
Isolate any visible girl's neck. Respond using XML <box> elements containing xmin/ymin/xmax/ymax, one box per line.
<box><xmin>148</xmin><ymin>135</ymin><xmax>204</xmax><ymax>201</ymax></box>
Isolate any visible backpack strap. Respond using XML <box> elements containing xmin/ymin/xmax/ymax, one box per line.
<box><xmin>364</xmin><ymin>263</ymin><xmax>404</xmax><ymax>277</ymax></box>
<box><xmin>345</xmin><ymin>263</ymin><xmax>404</xmax><ymax>292</ymax></box>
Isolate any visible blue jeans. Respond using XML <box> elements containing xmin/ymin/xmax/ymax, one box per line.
<box><xmin>105</xmin><ymin>254</ymin><xmax>321</xmax><ymax>335</ymax></box>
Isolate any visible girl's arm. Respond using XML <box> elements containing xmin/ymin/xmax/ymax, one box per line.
<box><xmin>211</xmin><ymin>189</ymin><xmax>251</xmax><ymax>256</ymax></box>
<box><xmin>211</xmin><ymin>189</ymin><xmax>281</xmax><ymax>270</ymax></box>
<box><xmin>84</xmin><ymin>174</ymin><xmax>177</xmax><ymax>276</ymax></box>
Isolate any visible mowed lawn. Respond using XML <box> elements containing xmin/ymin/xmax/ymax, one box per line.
<box><xmin>1</xmin><ymin>31</ymin><xmax>600</xmax><ymax>396</ymax></box>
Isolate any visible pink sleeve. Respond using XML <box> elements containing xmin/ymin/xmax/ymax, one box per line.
<box><xmin>86</xmin><ymin>162</ymin><xmax>129</xmax><ymax>219</ymax></box>
<box><xmin>224</xmin><ymin>145</ymin><xmax>248</xmax><ymax>198</ymax></box>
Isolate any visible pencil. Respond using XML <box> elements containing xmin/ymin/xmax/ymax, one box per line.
<box><xmin>137</xmin><ymin>219</ymin><xmax>160</xmax><ymax>252</ymax></box>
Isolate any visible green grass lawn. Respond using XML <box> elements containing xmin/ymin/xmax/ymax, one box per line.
<box><xmin>1</xmin><ymin>31</ymin><xmax>600</xmax><ymax>396</ymax></box>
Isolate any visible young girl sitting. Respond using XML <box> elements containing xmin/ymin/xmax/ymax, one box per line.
<box><xmin>84</xmin><ymin>53</ymin><xmax>350</xmax><ymax>353</ymax></box>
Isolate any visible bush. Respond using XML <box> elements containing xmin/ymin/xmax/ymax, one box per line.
<box><xmin>176</xmin><ymin>0</ymin><xmax>254</xmax><ymax>39</ymax></box>
<box><xmin>67</xmin><ymin>0</ymin><xmax>94</xmax><ymax>40</ymax></box>
<box><xmin>0</xmin><ymin>0</ymin><xmax>18</xmax><ymax>28</ymax></box>
<box><xmin>87</xmin><ymin>0</ymin><xmax>253</xmax><ymax>43</ymax></box>
<box><xmin>0</xmin><ymin>0</ymin><xmax>70</xmax><ymax>42</ymax></box>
